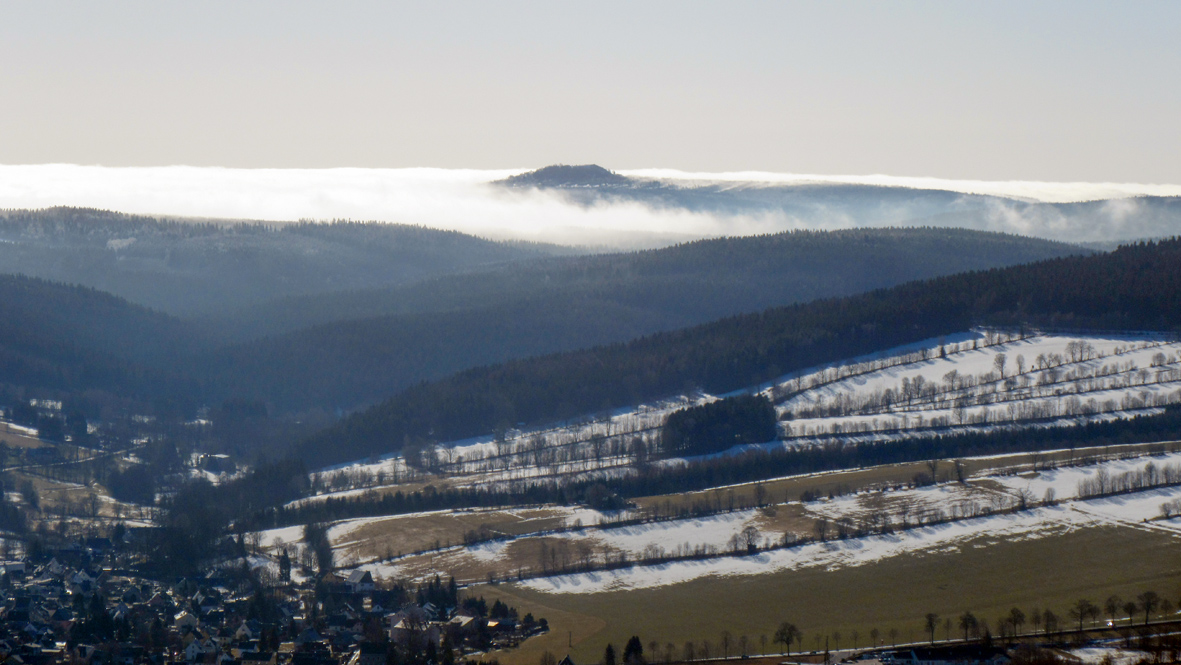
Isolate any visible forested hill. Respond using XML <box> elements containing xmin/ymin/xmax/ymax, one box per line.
<box><xmin>294</xmin><ymin>238</ymin><xmax>1181</xmax><ymax>469</ymax></box>
<box><xmin>500</xmin><ymin>164</ymin><xmax>634</xmax><ymax>188</ymax></box>
<box><xmin>215</xmin><ymin>227</ymin><xmax>1088</xmax><ymax>341</ymax></box>
<box><xmin>195</xmin><ymin>228</ymin><xmax>1088</xmax><ymax>412</ymax></box>
<box><xmin>0</xmin><ymin>207</ymin><xmax>566</xmax><ymax>315</ymax></box>
<box><xmin>0</xmin><ymin>274</ymin><xmax>199</xmax><ymax>405</ymax></box>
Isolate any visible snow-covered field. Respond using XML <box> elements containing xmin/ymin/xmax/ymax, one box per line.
<box><xmin>990</xmin><ymin>451</ymin><xmax>1181</xmax><ymax>503</ymax></box>
<box><xmin>518</xmin><ymin>480</ymin><xmax>1181</xmax><ymax>594</ymax></box>
<box><xmin>307</xmin><ymin>332</ymin><xmax>1181</xmax><ymax>501</ymax></box>
<box><xmin>1070</xmin><ymin>647</ymin><xmax>1151</xmax><ymax>665</ymax></box>
<box><xmin>777</xmin><ymin>333</ymin><xmax>1181</xmax><ymax>441</ymax></box>
<box><xmin>280</xmin><ymin>331</ymin><xmax>1181</xmax><ymax>592</ymax></box>
<box><xmin>518</xmin><ymin>505</ymin><xmax>1092</xmax><ymax>594</ymax></box>
<box><xmin>327</xmin><ymin>450</ymin><xmax>1181</xmax><ymax>591</ymax></box>
<box><xmin>257</xmin><ymin>504</ymin><xmax>633</xmax><ymax>565</ymax></box>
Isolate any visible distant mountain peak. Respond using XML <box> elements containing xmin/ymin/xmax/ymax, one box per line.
<box><xmin>500</xmin><ymin>164</ymin><xmax>633</xmax><ymax>188</ymax></box>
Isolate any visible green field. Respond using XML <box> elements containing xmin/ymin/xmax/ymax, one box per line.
<box><xmin>474</xmin><ymin>524</ymin><xmax>1181</xmax><ymax>665</ymax></box>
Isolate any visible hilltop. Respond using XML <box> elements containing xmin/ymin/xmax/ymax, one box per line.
<box><xmin>500</xmin><ymin>164</ymin><xmax>635</xmax><ymax>188</ymax></box>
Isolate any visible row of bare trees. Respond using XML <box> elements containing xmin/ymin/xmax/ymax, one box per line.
<box><xmin>792</xmin><ymin>342</ymin><xmax>1177</xmax><ymax>424</ymax></box>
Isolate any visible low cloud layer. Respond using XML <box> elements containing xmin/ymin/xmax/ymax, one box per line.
<box><xmin>623</xmin><ymin>169</ymin><xmax>1181</xmax><ymax>204</ymax></box>
<box><xmin>1</xmin><ymin>164</ymin><xmax>1178</xmax><ymax>248</ymax></box>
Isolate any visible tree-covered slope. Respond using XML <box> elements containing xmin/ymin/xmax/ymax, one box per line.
<box><xmin>196</xmin><ymin>228</ymin><xmax>1087</xmax><ymax>411</ymax></box>
<box><xmin>215</xmin><ymin>227</ymin><xmax>1088</xmax><ymax>340</ymax></box>
<box><xmin>0</xmin><ymin>274</ymin><xmax>198</xmax><ymax>405</ymax></box>
<box><xmin>294</xmin><ymin>238</ymin><xmax>1181</xmax><ymax>469</ymax></box>
<box><xmin>0</xmin><ymin>207</ymin><xmax>567</xmax><ymax>316</ymax></box>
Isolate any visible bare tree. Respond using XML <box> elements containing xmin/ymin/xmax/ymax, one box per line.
<box><xmin>925</xmin><ymin>613</ymin><xmax>939</xmax><ymax>644</ymax></box>
<box><xmin>814</xmin><ymin>518</ymin><xmax>830</xmax><ymax>541</ymax></box>
<box><xmin>1104</xmin><ymin>595</ymin><xmax>1122</xmax><ymax>626</ymax></box>
<box><xmin>994</xmin><ymin>353</ymin><xmax>1008</xmax><ymax>380</ymax></box>
<box><xmin>1122</xmin><ymin>601</ymin><xmax>1138</xmax><ymax>625</ymax></box>
<box><xmin>1069</xmin><ymin>599</ymin><xmax>1096</xmax><ymax>632</ymax></box>
<box><xmin>1138</xmin><ymin>591</ymin><xmax>1161</xmax><ymax>624</ymax></box>
<box><xmin>1008</xmin><ymin>608</ymin><xmax>1026</xmax><ymax>637</ymax></box>
<box><xmin>959</xmin><ymin>612</ymin><xmax>977</xmax><ymax>641</ymax></box>
<box><xmin>774</xmin><ymin>623</ymin><xmax>799</xmax><ymax>656</ymax></box>
<box><xmin>739</xmin><ymin>526</ymin><xmax>760</xmax><ymax>554</ymax></box>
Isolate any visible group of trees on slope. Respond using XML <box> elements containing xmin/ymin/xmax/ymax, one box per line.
<box><xmin>295</xmin><ymin>238</ymin><xmax>1181</xmax><ymax>468</ymax></box>
<box><xmin>661</xmin><ymin>394</ymin><xmax>777</xmax><ymax>456</ymax></box>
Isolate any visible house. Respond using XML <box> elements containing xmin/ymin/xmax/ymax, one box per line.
<box><xmin>193</xmin><ymin>589</ymin><xmax>222</xmax><ymax>615</ymax></box>
<box><xmin>235</xmin><ymin>620</ymin><xmax>261</xmax><ymax>642</ymax></box>
<box><xmin>347</xmin><ymin>643</ymin><xmax>388</xmax><ymax>665</ymax></box>
<box><xmin>0</xmin><ymin>561</ymin><xmax>26</xmax><ymax>576</ymax></box>
<box><xmin>390</xmin><ymin>618</ymin><xmax>439</xmax><ymax>650</ymax></box>
<box><xmin>74</xmin><ymin>644</ymin><xmax>99</xmax><ymax>664</ymax></box>
<box><xmin>175</xmin><ymin>610</ymin><xmax>199</xmax><ymax>630</ymax></box>
<box><xmin>447</xmin><ymin>614</ymin><xmax>476</xmax><ymax>637</ymax></box>
<box><xmin>345</xmin><ymin>570</ymin><xmax>375</xmax><ymax>594</ymax></box>
<box><xmin>184</xmin><ymin>638</ymin><xmax>217</xmax><ymax>662</ymax></box>
<box><xmin>294</xmin><ymin>628</ymin><xmax>322</xmax><ymax>646</ymax></box>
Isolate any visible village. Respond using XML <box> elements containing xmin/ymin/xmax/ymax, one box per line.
<box><xmin>0</xmin><ymin>535</ymin><xmax>547</xmax><ymax>665</ymax></box>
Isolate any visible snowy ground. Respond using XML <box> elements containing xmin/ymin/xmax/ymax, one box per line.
<box><xmin>257</xmin><ymin>505</ymin><xmax>631</xmax><ymax>562</ymax></box>
<box><xmin>517</xmin><ymin>505</ymin><xmax>1096</xmax><ymax>594</ymax></box>
<box><xmin>1070</xmin><ymin>647</ymin><xmax>1151</xmax><ymax>665</ymax></box>
<box><xmin>516</xmin><ymin>480</ymin><xmax>1181</xmax><ymax>595</ymax></box>
<box><xmin>990</xmin><ymin>451</ymin><xmax>1181</xmax><ymax>503</ymax></box>
<box><xmin>310</xmin><ymin>332</ymin><xmax>1181</xmax><ymax>501</ymax></box>
<box><xmin>777</xmin><ymin>333</ymin><xmax>1181</xmax><ymax>441</ymax></box>
<box><xmin>332</xmin><ymin>451</ymin><xmax>1181</xmax><ymax>590</ymax></box>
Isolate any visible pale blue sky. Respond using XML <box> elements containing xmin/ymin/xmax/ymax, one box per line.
<box><xmin>1</xmin><ymin>1</ymin><xmax>1177</xmax><ymax>181</ymax></box>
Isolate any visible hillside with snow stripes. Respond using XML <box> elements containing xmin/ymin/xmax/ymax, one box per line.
<box><xmin>775</xmin><ymin>331</ymin><xmax>1181</xmax><ymax>442</ymax></box>
<box><xmin>306</xmin><ymin>331</ymin><xmax>1181</xmax><ymax>499</ymax></box>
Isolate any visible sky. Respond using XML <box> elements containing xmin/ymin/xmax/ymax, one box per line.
<box><xmin>2</xmin><ymin>1</ymin><xmax>1179</xmax><ymax>183</ymax></box>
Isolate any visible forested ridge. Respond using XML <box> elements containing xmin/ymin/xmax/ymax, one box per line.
<box><xmin>296</xmin><ymin>238</ymin><xmax>1181</xmax><ymax>468</ymax></box>
<box><xmin>0</xmin><ymin>220</ymin><xmax>1090</xmax><ymax>428</ymax></box>
<box><xmin>0</xmin><ymin>207</ymin><xmax>561</xmax><ymax>316</ymax></box>
<box><xmin>224</xmin><ymin>226</ymin><xmax>1086</xmax><ymax>339</ymax></box>
<box><xmin>193</xmin><ymin>227</ymin><xmax>1087</xmax><ymax>411</ymax></box>
<box><xmin>0</xmin><ymin>273</ymin><xmax>199</xmax><ymax>407</ymax></box>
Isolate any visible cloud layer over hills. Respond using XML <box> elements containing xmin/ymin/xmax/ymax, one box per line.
<box><xmin>2</xmin><ymin>164</ymin><xmax>1179</xmax><ymax>248</ymax></box>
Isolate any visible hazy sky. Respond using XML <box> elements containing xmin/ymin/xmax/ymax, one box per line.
<box><xmin>2</xmin><ymin>1</ymin><xmax>1178</xmax><ymax>182</ymax></box>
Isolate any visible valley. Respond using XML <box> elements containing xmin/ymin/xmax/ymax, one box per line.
<box><xmin>5</xmin><ymin>6</ymin><xmax>1179</xmax><ymax>665</ymax></box>
<box><xmin>1</xmin><ymin>205</ymin><xmax>1181</xmax><ymax>665</ymax></box>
